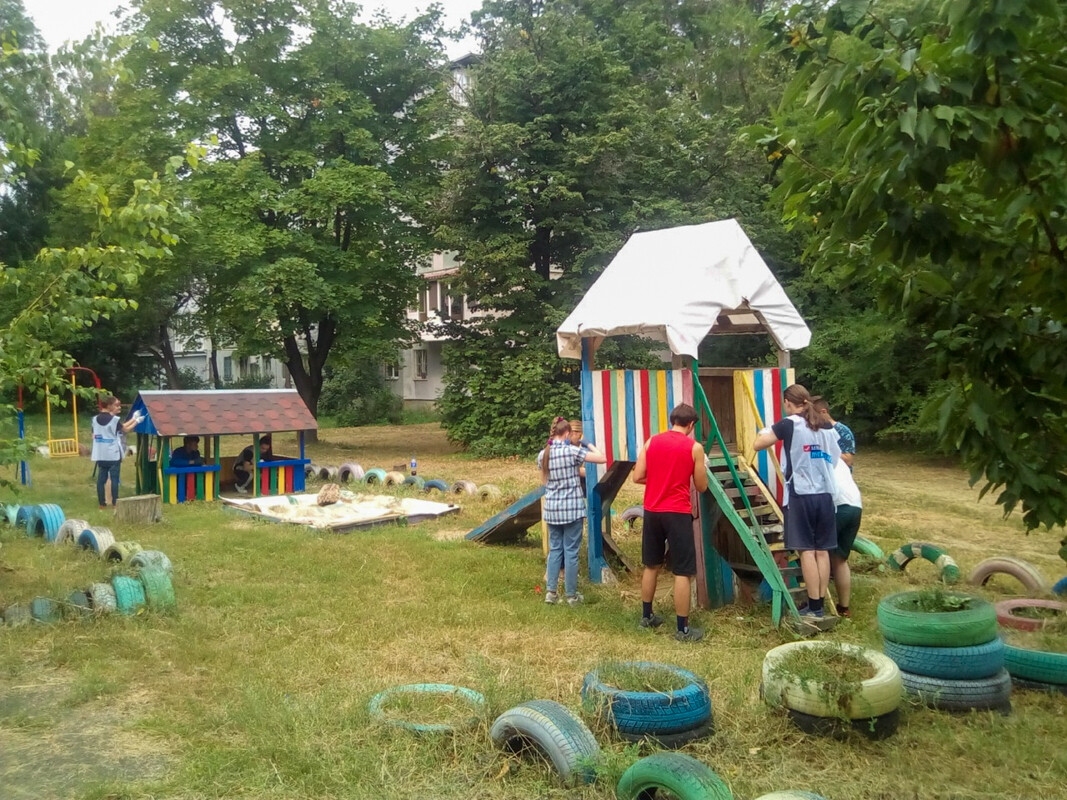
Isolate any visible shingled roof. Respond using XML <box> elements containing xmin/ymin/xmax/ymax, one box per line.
<box><xmin>129</xmin><ymin>390</ymin><xmax>318</xmax><ymax>437</ymax></box>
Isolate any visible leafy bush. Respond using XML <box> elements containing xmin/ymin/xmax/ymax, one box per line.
<box><xmin>318</xmin><ymin>357</ymin><xmax>402</xmax><ymax>427</ymax></box>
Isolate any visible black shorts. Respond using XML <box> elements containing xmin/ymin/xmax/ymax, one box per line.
<box><xmin>784</xmin><ymin>493</ymin><xmax>837</xmax><ymax>552</ymax></box>
<box><xmin>642</xmin><ymin>510</ymin><xmax>697</xmax><ymax>577</ymax></box>
<box><xmin>833</xmin><ymin>505</ymin><xmax>862</xmax><ymax>560</ymax></box>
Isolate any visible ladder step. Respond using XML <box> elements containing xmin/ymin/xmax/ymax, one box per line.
<box><xmin>761</xmin><ymin>524</ymin><xmax>784</xmax><ymax>535</ymax></box>
<box><xmin>725</xmin><ymin>486</ymin><xmax>763</xmax><ymax>500</ymax></box>
<box><xmin>737</xmin><ymin>504</ymin><xmax>775</xmax><ymax>519</ymax></box>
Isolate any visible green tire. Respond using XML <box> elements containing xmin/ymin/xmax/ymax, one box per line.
<box><xmin>112</xmin><ymin>575</ymin><xmax>147</xmax><ymax>615</ymax></box>
<box><xmin>887</xmin><ymin>542</ymin><xmax>960</xmax><ymax>584</ymax></box>
<box><xmin>617</xmin><ymin>753</ymin><xmax>734</xmax><ymax>800</ymax></box>
<box><xmin>877</xmin><ymin>591</ymin><xmax>997</xmax><ymax>647</ymax></box>
<box><xmin>139</xmin><ymin>568</ymin><xmax>177</xmax><ymax>613</ymax></box>
<box><xmin>852</xmin><ymin>536</ymin><xmax>885</xmax><ymax>560</ymax></box>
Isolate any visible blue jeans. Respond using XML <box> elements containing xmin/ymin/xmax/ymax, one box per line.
<box><xmin>96</xmin><ymin>460</ymin><xmax>121</xmax><ymax>506</ymax></box>
<box><xmin>546</xmin><ymin>518</ymin><xmax>583</xmax><ymax>597</ymax></box>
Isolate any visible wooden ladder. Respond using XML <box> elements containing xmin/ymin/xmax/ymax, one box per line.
<box><xmin>706</xmin><ymin>454</ymin><xmax>809</xmax><ymax>612</ymax></box>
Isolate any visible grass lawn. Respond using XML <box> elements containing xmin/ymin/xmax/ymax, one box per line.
<box><xmin>1</xmin><ymin>421</ymin><xmax>1065</xmax><ymax>799</ymax></box>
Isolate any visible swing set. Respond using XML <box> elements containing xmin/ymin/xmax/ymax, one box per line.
<box><xmin>16</xmin><ymin>367</ymin><xmax>103</xmax><ymax>485</ymax></box>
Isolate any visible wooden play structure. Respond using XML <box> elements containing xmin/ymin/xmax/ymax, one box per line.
<box><xmin>556</xmin><ymin>219</ymin><xmax>812</xmax><ymax>627</ymax></box>
<box><xmin>127</xmin><ymin>390</ymin><xmax>316</xmax><ymax>504</ymax></box>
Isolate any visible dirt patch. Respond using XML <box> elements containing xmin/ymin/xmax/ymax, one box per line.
<box><xmin>433</xmin><ymin>529</ymin><xmax>470</xmax><ymax>541</ymax></box>
<box><xmin>0</xmin><ymin>678</ymin><xmax>173</xmax><ymax>799</ymax></box>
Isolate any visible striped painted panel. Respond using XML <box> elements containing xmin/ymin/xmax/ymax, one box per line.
<box><xmin>589</xmin><ymin>370</ymin><xmax>692</xmax><ymax>464</ymax></box>
<box><xmin>749</xmin><ymin>368</ymin><xmax>794</xmax><ymax>506</ymax></box>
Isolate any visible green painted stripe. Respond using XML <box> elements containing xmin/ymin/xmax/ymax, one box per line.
<box><xmin>269</xmin><ymin>468</ymin><xmax>278</xmax><ymax>495</ymax></box>
<box><xmin>196</xmin><ymin>473</ymin><xmax>204</xmax><ymax>501</ymax></box>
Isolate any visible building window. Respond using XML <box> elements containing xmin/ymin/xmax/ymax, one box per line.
<box><xmin>223</xmin><ymin>356</ymin><xmax>233</xmax><ymax>382</ymax></box>
<box><xmin>427</xmin><ymin>280</ymin><xmax>440</xmax><ymax>312</ymax></box>
<box><xmin>263</xmin><ymin>356</ymin><xmax>271</xmax><ymax>372</ymax></box>
<box><xmin>415</xmin><ymin>349</ymin><xmax>429</xmax><ymax>380</ymax></box>
<box><xmin>384</xmin><ymin>361</ymin><xmax>400</xmax><ymax>381</ymax></box>
<box><xmin>250</xmin><ymin>361</ymin><xmax>261</xmax><ymax>378</ymax></box>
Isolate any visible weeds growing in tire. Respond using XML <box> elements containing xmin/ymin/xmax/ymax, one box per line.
<box><xmin>769</xmin><ymin>646</ymin><xmax>876</xmax><ymax>719</ymax></box>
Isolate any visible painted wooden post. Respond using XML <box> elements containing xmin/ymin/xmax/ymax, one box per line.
<box><xmin>252</xmin><ymin>434</ymin><xmax>260</xmax><ymax>498</ymax></box>
<box><xmin>581</xmin><ymin>338</ymin><xmax>609</xmax><ymax>582</ymax></box>
<box><xmin>160</xmin><ymin>439</ymin><xmax>173</xmax><ymax>504</ymax></box>
<box><xmin>212</xmin><ymin>435</ymin><xmax>220</xmax><ymax>499</ymax></box>
<box><xmin>297</xmin><ymin>432</ymin><xmax>306</xmax><ymax>491</ymax></box>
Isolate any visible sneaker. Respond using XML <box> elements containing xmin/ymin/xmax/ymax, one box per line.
<box><xmin>839</xmin><ymin>608</ymin><xmax>852</xmax><ymax>619</ymax></box>
<box><xmin>800</xmin><ymin>608</ymin><xmax>825</xmax><ymax>619</ymax></box>
<box><xmin>544</xmin><ymin>591</ymin><xmax>559</xmax><ymax>605</ymax></box>
<box><xmin>566</xmin><ymin>593</ymin><xmax>584</xmax><ymax>607</ymax></box>
<box><xmin>639</xmin><ymin>613</ymin><xmax>665</xmax><ymax>629</ymax></box>
<box><xmin>674</xmin><ymin>626</ymin><xmax>704</xmax><ymax>643</ymax></box>
<box><xmin>235</xmin><ymin>484</ymin><xmax>249</xmax><ymax>495</ymax></box>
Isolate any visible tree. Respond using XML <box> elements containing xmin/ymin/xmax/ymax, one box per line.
<box><xmin>437</xmin><ymin>0</ymin><xmax>794</xmax><ymax>454</ymax></box>
<box><xmin>72</xmin><ymin>0</ymin><xmax>450</xmax><ymax>418</ymax></box>
<box><xmin>752</xmin><ymin>0</ymin><xmax>1067</xmax><ymax>529</ymax></box>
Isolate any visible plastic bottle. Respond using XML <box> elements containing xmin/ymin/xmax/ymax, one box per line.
<box><xmin>410</xmin><ymin>457</ymin><xmax>417</xmax><ymax>476</ymax></box>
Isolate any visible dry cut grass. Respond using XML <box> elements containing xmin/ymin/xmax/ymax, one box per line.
<box><xmin>0</xmin><ymin>421</ymin><xmax>1065</xmax><ymax>800</ymax></box>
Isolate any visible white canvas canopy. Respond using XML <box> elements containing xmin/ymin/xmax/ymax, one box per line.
<box><xmin>556</xmin><ymin>219</ymin><xmax>810</xmax><ymax>360</ymax></box>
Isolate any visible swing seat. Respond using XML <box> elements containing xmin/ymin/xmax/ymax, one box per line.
<box><xmin>48</xmin><ymin>438</ymin><xmax>79</xmax><ymax>458</ymax></box>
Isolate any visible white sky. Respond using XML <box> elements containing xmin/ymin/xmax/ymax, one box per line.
<box><xmin>22</xmin><ymin>0</ymin><xmax>481</xmax><ymax>57</ymax></box>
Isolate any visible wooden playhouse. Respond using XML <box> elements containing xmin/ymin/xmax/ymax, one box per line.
<box><xmin>556</xmin><ymin>219</ymin><xmax>812</xmax><ymax>626</ymax></box>
<box><xmin>127</xmin><ymin>390</ymin><xmax>316</xmax><ymax>504</ymax></box>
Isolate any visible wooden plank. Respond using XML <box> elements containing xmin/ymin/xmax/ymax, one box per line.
<box><xmin>466</xmin><ymin>486</ymin><xmax>546</xmax><ymax>544</ymax></box>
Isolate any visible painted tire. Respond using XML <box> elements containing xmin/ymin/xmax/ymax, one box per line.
<box><xmin>877</xmin><ymin>591</ymin><xmax>997</xmax><ymax>647</ymax></box>
<box><xmin>30</xmin><ymin>596</ymin><xmax>61</xmax><ymax>623</ymax></box>
<box><xmin>882</xmin><ymin>637</ymin><xmax>1004</xmax><ymax>680</ymax></box>
<box><xmin>1053</xmin><ymin>577</ymin><xmax>1067</xmax><ymax>596</ymax></box>
<box><xmin>305</xmin><ymin>463</ymin><xmax>319</xmax><ymax>479</ymax></box>
<box><xmin>762</xmin><ymin>641</ymin><xmax>902</xmax><ymax>719</ymax></box>
<box><xmin>755</xmin><ymin>793</ymin><xmax>829</xmax><ymax>800</ymax></box>
<box><xmin>111</xmin><ymin>575</ymin><xmax>147</xmax><ymax>615</ymax></box>
<box><xmin>786</xmin><ymin>707</ymin><xmax>900</xmax><ymax>741</ymax></box>
<box><xmin>490</xmin><ymin>699</ymin><xmax>600</xmax><ymax>785</ymax></box>
<box><xmin>994</xmin><ymin>598</ymin><xmax>1066</xmax><ymax>632</ymax></box>
<box><xmin>338</xmin><ymin>462</ymin><xmax>365</xmax><ymax>483</ymax></box>
<box><xmin>65</xmin><ymin>590</ymin><xmax>93</xmax><ymax>619</ymax></box>
<box><xmin>1011</xmin><ymin>676</ymin><xmax>1067</xmax><ymax>695</ymax></box>
<box><xmin>967</xmin><ymin>557</ymin><xmax>1047</xmax><ymax>593</ymax></box>
<box><xmin>887</xmin><ymin>542</ymin><xmax>960</xmax><ymax>583</ymax></box>
<box><xmin>363</xmin><ymin>468</ymin><xmax>388</xmax><ymax>486</ymax></box>
<box><xmin>88</xmin><ymin>582</ymin><xmax>117</xmax><ymax>614</ymax></box>
<box><xmin>852</xmin><ymin>536</ymin><xmax>885</xmax><ymax>560</ymax></box>
<box><xmin>104</xmin><ymin>541</ymin><xmax>144</xmax><ymax>563</ymax></box>
<box><xmin>139</xmin><ymin>568</ymin><xmax>177</xmax><ymax>612</ymax></box>
<box><xmin>620</xmin><ymin>506</ymin><xmax>644</xmax><ymax>526</ymax></box>
<box><xmin>581</xmin><ymin>662</ymin><xmax>711</xmax><ymax>736</ymax></box>
<box><xmin>384</xmin><ymin>471</ymin><xmax>407</xmax><ymax>486</ymax></box>
<box><xmin>368</xmin><ymin>683</ymin><xmax>486</xmax><ymax>734</ymax></box>
<box><xmin>422</xmin><ymin>479</ymin><xmax>449</xmax><ymax>494</ymax></box>
<box><xmin>477</xmin><ymin>484</ymin><xmax>502</xmax><ymax>500</ymax></box>
<box><xmin>129</xmin><ymin>550</ymin><xmax>173</xmax><ymax>574</ymax></box>
<box><xmin>78</xmin><ymin>526</ymin><xmax>116</xmax><ymax>554</ymax></box>
<box><xmin>318</xmin><ymin>466</ymin><xmax>339</xmax><ymax>480</ymax></box>
<box><xmin>618</xmin><ymin>720</ymin><xmax>715</xmax><ymax>748</ymax></box>
<box><xmin>900</xmin><ymin>668</ymin><xmax>1012</xmax><ymax>712</ymax></box>
<box><xmin>1002</xmin><ymin>642</ymin><xmax>1067</xmax><ymax>685</ymax></box>
<box><xmin>451</xmin><ymin>480</ymin><xmax>477</xmax><ymax>496</ymax></box>
<box><xmin>403</xmin><ymin>476</ymin><xmax>426</xmax><ymax>490</ymax></box>
<box><xmin>5</xmin><ymin>503</ymin><xmax>20</xmax><ymax>525</ymax></box>
<box><xmin>27</xmin><ymin>504</ymin><xmax>66</xmax><ymax>542</ymax></box>
<box><xmin>616</xmin><ymin>753</ymin><xmax>733</xmax><ymax>800</ymax></box>
<box><xmin>16</xmin><ymin>504</ymin><xmax>34</xmax><ymax>532</ymax></box>
<box><xmin>55</xmin><ymin>518</ymin><xmax>90</xmax><ymax>545</ymax></box>
<box><xmin>4</xmin><ymin>603</ymin><xmax>31</xmax><ymax>627</ymax></box>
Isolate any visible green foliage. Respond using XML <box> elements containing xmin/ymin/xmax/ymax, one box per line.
<box><xmin>318</xmin><ymin>356</ymin><xmax>402</xmax><ymax>427</ymax></box>
<box><xmin>755</xmin><ymin>0</ymin><xmax>1067</xmax><ymax>529</ymax></box>
<box><xmin>905</xmin><ymin>588</ymin><xmax>973</xmax><ymax>614</ymax></box>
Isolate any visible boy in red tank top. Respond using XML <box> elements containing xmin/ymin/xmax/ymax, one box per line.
<box><xmin>632</xmin><ymin>403</ymin><xmax>709</xmax><ymax>642</ymax></box>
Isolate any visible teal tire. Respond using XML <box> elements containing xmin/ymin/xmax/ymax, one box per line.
<box><xmin>112</xmin><ymin>575</ymin><xmax>146</xmax><ymax>615</ymax></box>
<box><xmin>490</xmin><ymin>699</ymin><xmax>600</xmax><ymax>785</ymax></box>
<box><xmin>616</xmin><ymin>753</ymin><xmax>733</xmax><ymax>800</ymax></box>
<box><xmin>363</xmin><ymin>468</ymin><xmax>387</xmax><ymax>486</ymax></box>
<box><xmin>403</xmin><ymin>476</ymin><xmax>426</xmax><ymax>490</ymax></box>
<box><xmin>139</xmin><ymin>568</ymin><xmax>177</xmax><ymax>612</ymax></box>
<box><xmin>368</xmin><ymin>683</ymin><xmax>486</xmax><ymax>734</ymax></box>
<box><xmin>30</xmin><ymin>596</ymin><xmax>61</xmax><ymax>623</ymax></box>
<box><xmin>887</xmin><ymin>542</ymin><xmax>960</xmax><ymax>584</ymax></box>
<box><xmin>882</xmin><ymin>637</ymin><xmax>1004</xmax><ymax>680</ymax></box>
<box><xmin>581</xmin><ymin>662</ymin><xmax>711</xmax><ymax>736</ymax></box>
<box><xmin>422</xmin><ymin>479</ymin><xmax>449</xmax><ymax>493</ymax></box>
<box><xmin>1003</xmin><ymin>642</ymin><xmax>1067</xmax><ymax>685</ymax></box>
<box><xmin>877</xmin><ymin>591</ymin><xmax>997</xmax><ymax>647</ymax></box>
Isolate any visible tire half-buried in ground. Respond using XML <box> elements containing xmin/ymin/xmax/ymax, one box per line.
<box><xmin>490</xmin><ymin>699</ymin><xmax>600</xmax><ymax>785</ymax></box>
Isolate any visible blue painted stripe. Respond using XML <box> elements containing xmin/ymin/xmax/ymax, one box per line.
<box><xmin>666</xmin><ymin>369</ymin><xmax>675</xmax><ymax>412</ymax></box>
<box><xmin>581</xmin><ymin>340</ymin><xmax>603</xmax><ymax>580</ymax></box>
<box><xmin>753</xmin><ymin>372</ymin><xmax>769</xmax><ymax>482</ymax></box>
<box><xmin>624</xmin><ymin>370</ymin><xmax>637</xmax><ymax>458</ymax></box>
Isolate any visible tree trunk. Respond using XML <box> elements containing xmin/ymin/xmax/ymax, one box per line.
<box><xmin>157</xmin><ymin>325</ymin><xmax>183</xmax><ymax>388</ymax></box>
<box><xmin>209</xmin><ymin>346</ymin><xmax>222</xmax><ymax>388</ymax></box>
<box><xmin>282</xmin><ymin>317</ymin><xmax>337</xmax><ymax>444</ymax></box>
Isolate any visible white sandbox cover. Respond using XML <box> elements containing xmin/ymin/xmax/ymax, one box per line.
<box><xmin>556</xmin><ymin>219</ymin><xmax>810</xmax><ymax>359</ymax></box>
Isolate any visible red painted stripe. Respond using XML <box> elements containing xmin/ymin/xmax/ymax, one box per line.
<box><xmin>284</xmin><ymin>467</ymin><xmax>294</xmax><ymax>493</ymax></box>
<box><xmin>601</xmin><ymin>370</ymin><xmax>614</xmax><ymax>463</ymax></box>
<box><xmin>186</xmin><ymin>474</ymin><xmax>195</xmax><ymax>502</ymax></box>
<box><xmin>260</xmin><ymin>468</ymin><xmax>269</xmax><ymax>495</ymax></box>
<box><xmin>640</xmin><ymin>371</ymin><xmax>651</xmax><ymax>443</ymax></box>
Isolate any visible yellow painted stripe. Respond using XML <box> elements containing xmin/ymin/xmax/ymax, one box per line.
<box><xmin>167</xmin><ymin>475</ymin><xmax>177</xmax><ymax>505</ymax></box>
<box><xmin>204</xmin><ymin>475</ymin><xmax>214</xmax><ymax>502</ymax></box>
<box><xmin>656</xmin><ymin>371</ymin><xmax>669</xmax><ymax>431</ymax></box>
<box><xmin>614</xmin><ymin>370</ymin><xmax>627</xmax><ymax>459</ymax></box>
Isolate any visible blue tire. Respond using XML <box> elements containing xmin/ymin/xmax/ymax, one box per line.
<box><xmin>28</xmin><ymin>504</ymin><xmax>65</xmax><ymax>542</ymax></box>
<box><xmin>1052</xmin><ymin>577</ymin><xmax>1067</xmax><ymax>596</ymax></box>
<box><xmin>882</xmin><ymin>637</ymin><xmax>1004</xmax><ymax>680</ymax></box>
<box><xmin>582</xmin><ymin>662</ymin><xmax>712</xmax><ymax>736</ymax></box>
<box><xmin>422</xmin><ymin>479</ymin><xmax>449</xmax><ymax>493</ymax></box>
<box><xmin>30</xmin><ymin>596</ymin><xmax>61</xmax><ymax>623</ymax></box>
<box><xmin>17</xmin><ymin>504</ymin><xmax>37</xmax><ymax>534</ymax></box>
